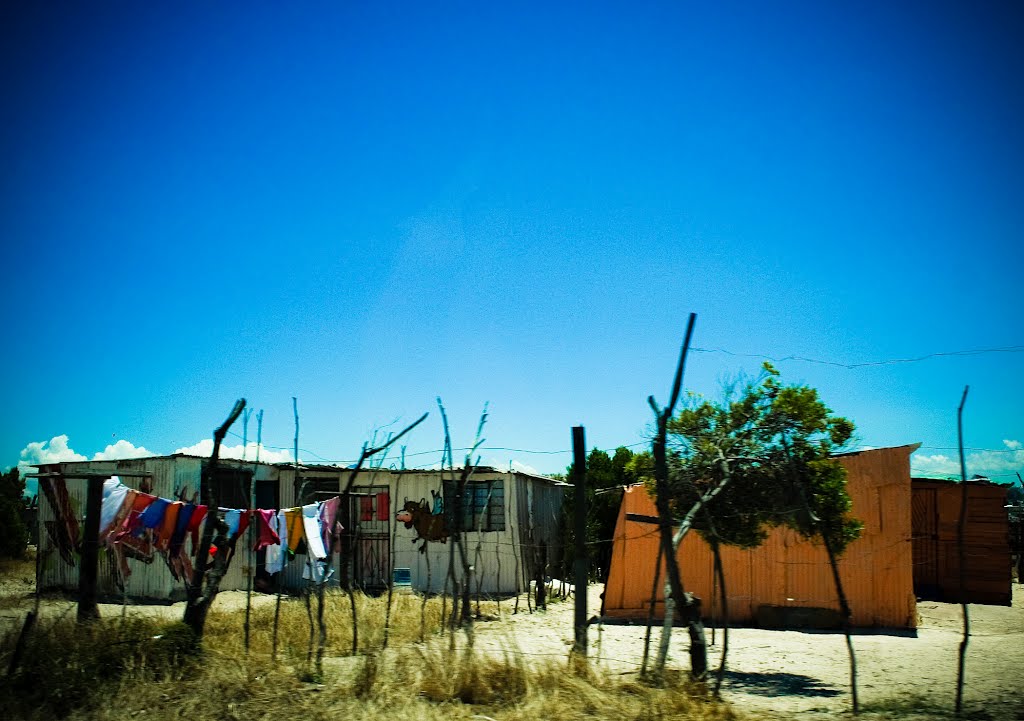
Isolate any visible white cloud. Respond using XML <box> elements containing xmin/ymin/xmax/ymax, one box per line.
<box><xmin>173</xmin><ymin>440</ymin><xmax>294</xmax><ymax>465</ymax></box>
<box><xmin>92</xmin><ymin>439</ymin><xmax>156</xmax><ymax>461</ymax></box>
<box><xmin>17</xmin><ymin>434</ymin><xmax>87</xmax><ymax>477</ymax></box>
<box><xmin>912</xmin><ymin>439</ymin><xmax>1024</xmax><ymax>480</ymax></box>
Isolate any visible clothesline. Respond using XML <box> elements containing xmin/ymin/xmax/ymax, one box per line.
<box><xmin>99</xmin><ymin>477</ymin><xmax>343</xmax><ymax>581</ymax></box>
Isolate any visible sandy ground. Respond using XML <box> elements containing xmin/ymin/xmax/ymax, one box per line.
<box><xmin>473</xmin><ymin>584</ymin><xmax>1024</xmax><ymax>720</ymax></box>
<box><xmin>3</xmin><ymin>559</ymin><xmax>1022</xmax><ymax>720</ymax></box>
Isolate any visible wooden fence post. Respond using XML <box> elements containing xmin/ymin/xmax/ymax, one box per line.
<box><xmin>572</xmin><ymin>425</ymin><xmax>587</xmax><ymax>656</ymax></box>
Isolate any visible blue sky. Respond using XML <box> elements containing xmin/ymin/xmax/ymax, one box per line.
<box><xmin>2</xmin><ymin>1</ymin><xmax>1021</xmax><ymax>487</ymax></box>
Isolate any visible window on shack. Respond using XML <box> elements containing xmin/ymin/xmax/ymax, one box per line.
<box><xmin>444</xmin><ymin>479</ymin><xmax>505</xmax><ymax>532</ymax></box>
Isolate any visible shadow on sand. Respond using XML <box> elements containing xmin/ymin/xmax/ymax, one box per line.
<box><xmin>723</xmin><ymin>670</ymin><xmax>841</xmax><ymax>697</ymax></box>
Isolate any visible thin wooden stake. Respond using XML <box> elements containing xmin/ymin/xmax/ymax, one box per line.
<box><xmin>955</xmin><ymin>385</ymin><xmax>970</xmax><ymax>715</ymax></box>
<box><xmin>572</xmin><ymin>425</ymin><xmax>588</xmax><ymax>656</ymax></box>
<box><xmin>244</xmin><ymin>409</ymin><xmax>263</xmax><ymax>654</ymax></box>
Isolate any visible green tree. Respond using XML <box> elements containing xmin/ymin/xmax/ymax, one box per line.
<box><xmin>0</xmin><ymin>468</ymin><xmax>29</xmax><ymax>559</ymax></box>
<box><xmin>562</xmin><ymin>446</ymin><xmax>641</xmax><ymax>582</ymax></box>
<box><xmin>667</xmin><ymin>364</ymin><xmax>861</xmax><ymax>552</ymax></box>
<box><xmin>649</xmin><ymin>361</ymin><xmax>862</xmax><ymax>684</ymax></box>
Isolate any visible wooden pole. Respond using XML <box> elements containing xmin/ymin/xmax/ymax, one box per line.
<box><xmin>77</xmin><ymin>475</ymin><xmax>104</xmax><ymax>622</ymax></box>
<box><xmin>244</xmin><ymin>410</ymin><xmax>263</xmax><ymax>654</ymax></box>
<box><xmin>955</xmin><ymin>385</ymin><xmax>970</xmax><ymax>716</ymax></box>
<box><xmin>572</xmin><ymin>425</ymin><xmax>588</xmax><ymax>656</ymax></box>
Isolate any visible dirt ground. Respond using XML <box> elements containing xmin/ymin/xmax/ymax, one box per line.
<box><xmin>472</xmin><ymin>583</ymin><xmax>1024</xmax><ymax>720</ymax></box>
<box><xmin>3</xmin><ymin>557</ymin><xmax>1022</xmax><ymax>720</ymax></box>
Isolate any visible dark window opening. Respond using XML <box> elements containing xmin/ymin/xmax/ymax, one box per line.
<box><xmin>205</xmin><ymin>467</ymin><xmax>253</xmax><ymax>510</ymax></box>
<box><xmin>443</xmin><ymin>479</ymin><xmax>505</xmax><ymax>532</ymax></box>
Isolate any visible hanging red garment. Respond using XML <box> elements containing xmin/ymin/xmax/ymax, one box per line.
<box><xmin>318</xmin><ymin>497</ymin><xmax>340</xmax><ymax>552</ymax></box>
<box><xmin>187</xmin><ymin>505</ymin><xmax>208</xmax><ymax>556</ymax></box>
<box><xmin>253</xmin><ymin>509</ymin><xmax>281</xmax><ymax>551</ymax></box>
<box><xmin>235</xmin><ymin>510</ymin><xmax>250</xmax><ymax>539</ymax></box>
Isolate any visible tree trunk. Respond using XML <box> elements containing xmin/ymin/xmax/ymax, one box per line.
<box><xmin>640</xmin><ymin>542</ymin><xmax>663</xmax><ymax>679</ymax></box>
<box><xmin>183</xmin><ymin>399</ymin><xmax>246</xmax><ymax>640</ymax></box>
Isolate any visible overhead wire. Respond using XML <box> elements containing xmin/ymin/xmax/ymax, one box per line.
<box><xmin>206</xmin><ymin>342</ymin><xmax>1020</xmax><ymax>471</ymax></box>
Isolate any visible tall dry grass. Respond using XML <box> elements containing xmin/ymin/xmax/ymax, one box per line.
<box><xmin>0</xmin><ymin>591</ymin><xmax>737</xmax><ymax>721</ymax></box>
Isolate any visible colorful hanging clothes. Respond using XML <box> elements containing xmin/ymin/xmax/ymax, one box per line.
<box><xmin>318</xmin><ymin>496</ymin><xmax>341</xmax><ymax>553</ymax></box>
<box><xmin>302</xmin><ymin>503</ymin><xmax>327</xmax><ymax>560</ymax></box>
<box><xmin>105</xmin><ymin>489</ymin><xmax>138</xmax><ymax>547</ymax></box>
<box><xmin>138</xmin><ymin>496</ymin><xmax>169</xmax><ymax>531</ymax></box>
<box><xmin>99</xmin><ymin>477</ymin><xmax>129</xmax><ymax>540</ymax></box>
<box><xmin>169</xmin><ymin>504</ymin><xmax>196</xmax><ymax>557</ymax></box>
<box><xmin>187</xmin><ymin>505</ymin><xmax>208</xmax><ymax>556</ymax></box>
<box><xmin>264</xmin><ymin>510</ymin><xmax>287</xmax><ymax>574</ymax></box>
<box><xmin>223</xmin><ymin>509</ymin><xmax>242</xmax><ymax>537</ymax></box>
<box><xmin>302</xmin><ymin>558</ymin><xmax>330</xmax><ymax>583</ymax></box>
<box><xmin>155</xmin><ymin>502</ymin><xmax>183</xmax><ymax>551</ymax></box>
<box><xmin>253</xmin><ymin>509</ymin><xmax>280</xmax><ymax>551</ymax></box>
<box><xmin>123</xmin><ymin>492</ymin><xmax>157</xmax><ymax>537</ymax></box>
<box><xmin>283</xmin><ymin>508</ymin><xmax>303</xmax><ymax>553</ymax></box>
<box><xmin>236</xmin><ymin>510</ymin><xmax>250</xmax><ymax>539</ymax></box>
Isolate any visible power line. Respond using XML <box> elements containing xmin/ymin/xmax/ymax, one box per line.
<box><xmin>690</xmin><ymin>344</ymin><xmax>1024</xmax><ymax>369</ymax></box>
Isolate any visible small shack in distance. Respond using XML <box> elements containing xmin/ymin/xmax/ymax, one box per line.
<box><xmin>911</xmin><ymin>476</ymin><xmax>1012</xmax><ymax>605</ymax></box>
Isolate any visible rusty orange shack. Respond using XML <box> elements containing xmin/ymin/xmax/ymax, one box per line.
<box><xmin>603</xmin><ymin>444</ymin><xmax>921</xmax><ymax>628</ymax></box>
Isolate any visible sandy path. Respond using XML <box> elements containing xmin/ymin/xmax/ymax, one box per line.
<box><xmin>474</xmin><ymin>583</ymin><xmax>1024</xmax><ymax>720</ymax></box>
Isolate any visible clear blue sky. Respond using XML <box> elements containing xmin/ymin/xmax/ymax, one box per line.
<box><xmin>2</xmin><ymin>1</ymin><xmax>1021</xmax><ymax>485</ymax></box>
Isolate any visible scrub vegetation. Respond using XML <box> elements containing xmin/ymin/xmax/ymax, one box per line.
<box><xmin>0</xmin><ymin>592</ymin><xmax>735</xmax><ymax>721</ymax></box>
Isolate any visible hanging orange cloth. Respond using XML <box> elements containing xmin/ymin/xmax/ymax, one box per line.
<box><xmin>284</xmin><ymin>508</ymin><xmax>303</xmax><ymax>553</ymax></box>
<box><xmin>155</xmin><ymin>501</ymin><xmax>183</xmax><ymax>551</ymax></box>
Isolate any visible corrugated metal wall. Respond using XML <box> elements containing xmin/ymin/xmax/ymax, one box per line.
<box><xmin>603</xmin><ymin>445</ymin><xmax>918</xmax><ymax>628</ymax></box>
<box><xmin>911</xmin><ymin>479</ymin><xmax>1011</xmax><ymax>605</ymax></box>
<box><xmin>278</xmin><ymin>468</ymin><xmax>566</xmax><ymax>596</ymax></box>
<box><xmin>37</xmin><ymin>456</ymin><xmax>281</xmax><ymax>602</ymax></box>
<box><xmin>37</xmin><ymin>457</ymin><xmax>192</xmax><ymax>601</ymax></box>
<box><xmin>37</xmin><ymin>459</ymin><xmax>566</xmax><ymax>602</ymax></box>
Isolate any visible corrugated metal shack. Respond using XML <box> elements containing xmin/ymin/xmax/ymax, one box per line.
<box><xmin>603</xmin><ymin>445</ymin><xmax>919</xmax><ymax>628</ymax></box>
<box><xmin>35</xmin><ymin>456</ymin><xmax>566</xmax><ymax>602</ymax></box>
<box><xmin>911</xmin><ymin>477</ymin><xmax>1011</xmax><ymax>605</ymax></box>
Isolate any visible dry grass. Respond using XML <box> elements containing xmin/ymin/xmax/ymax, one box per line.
<box><xmin>0</xmin><ymin>590</ymin><xmax>738</xmax><ymax>721</ymax></box>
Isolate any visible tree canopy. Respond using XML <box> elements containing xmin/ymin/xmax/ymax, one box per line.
<box><xmin>665</xmin><ymin>362</ymin><xmax>862</xmax><ymax>553</ymax></box>
<box><xmin>0</xmin><ymin>468</ymin><xmax>29</xmax><ymax>559</ymax></box>
<box><xmin>562</xmin><ymin>446</ymin><xmax>653</xmax><ymax>580</ymax></box>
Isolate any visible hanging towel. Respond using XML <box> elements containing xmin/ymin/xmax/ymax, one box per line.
<box><xmin>302</xmin><ymin>503</ymin><xmax>327</xmax><ymax>560</ymax></box>
<box><xmin>169</xmin><ymin>504</ymin><xmax>196</xmax><ymax>557</ymax></box>
<box><xmin>139</xmin><ymin>497</ymin><xmax>170</xmax><ymax>531</ymax></box>
<box><xmin>124</xmin><ymin>493</ymin><xmax>158</xmax><ymax>537</ymax></box>
<box><xmin>283</xmin><ymin>508</ymin><xmax>303</xmax><ymax>553</ymax></box>
<box><xmin>302</xmin><ymin>558</ymin><xmax>330</xmax><ymax>583</ymax></box>
<box><xmin>264</xmin><ymin>510</ymin><xmax>286</xmax><ymax>574</ymax></box>
<box><xmin>99</xmin><ymin>478</ymin><xmax>129</xmax><ymax>541</ymax></box>
<box><xmin>187</xmin><ymin>505</ymin><xmax>208</xmax><ymax>555</ymax></box>
<box><xmin>155</xmin><ymin>501</ymin><xmax>183</xmax><ymax>551</ymax></box>
<box><xmin>318</xmin><ymin>496</ymin><xmax>340</xmax><ymax>553</ymax></box>
<box><xmin>236</xmin><ymin>510</ymin><xmax>250</xmax><ymax>539</ymax></box>
<box><xmin>223</xmin><ymin>509</ymin><xmax>242</xmax><ymax>537</ymax></box>
<box><xmin>105</xmin><ymin>489</ymin><xmax>138</xmax><ymax>547</ymax></box>
<box><xmin>253</xmin><ymin>509</ymin><xmax>280</xmax><ymax>551</ymax></box>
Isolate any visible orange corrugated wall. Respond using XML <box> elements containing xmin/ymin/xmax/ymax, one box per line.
<box><xmin>603</xmin><ymin>445</ymin><xmax>918</xmax><ymax>628</ymax></box>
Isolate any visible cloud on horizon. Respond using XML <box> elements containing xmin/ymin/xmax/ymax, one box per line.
<box><xmin>12</xmin><ymin>435</ymin><xmax>295</xmax><ymax>486</ymax></box>
<box><xmin>911</xmin><ymin>439</ymin><xmax>1023</xmax><ymax>481</ymax></box>
<box><xmin>172</xmin><ymin>440</ymin><xmax>294</xmax><ymax>465</ymax></box>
